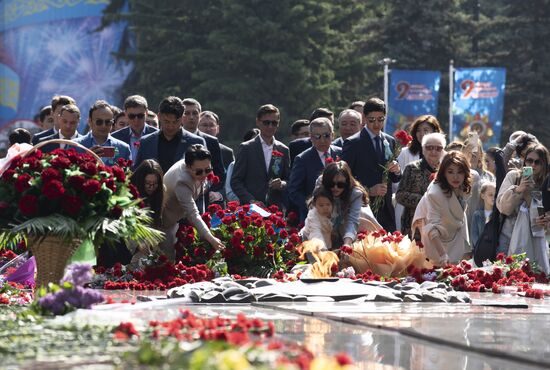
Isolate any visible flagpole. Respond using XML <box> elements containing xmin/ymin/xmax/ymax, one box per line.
<box><xmin>449</xmin><ymin>60</ymin><xmax>454</xmax><ymax>141</ymax></box>
<box><xmin>378</xmin><ymin>57</ymin><xmax>396</xmax><ymax>131</ymax></box>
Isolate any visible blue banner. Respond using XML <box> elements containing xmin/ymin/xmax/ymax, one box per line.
<box><xmin>386</xmin><ymin>69</ymin><xmax>441</xmax><ymax>135</ymax></box>
<box><xmin>452</xmin><ymin>67</ymin><xmax>506</xmax><ymax>149</ymax></box>
<box><xmin>0</xmin><ymin>0</ymin><xmax>133</xmax><ymax>136</ymax></box>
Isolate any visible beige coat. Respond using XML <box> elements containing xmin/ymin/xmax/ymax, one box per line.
<box><xmin>423</xmin><ymin>182</ymin><xmax>469</xmax><ymax>263</ymax></box>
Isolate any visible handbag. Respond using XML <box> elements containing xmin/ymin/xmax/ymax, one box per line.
<box><xmin>473</xmin><ymin>208</ymin><xmax>504</xmax><ymax>266</ymax></box>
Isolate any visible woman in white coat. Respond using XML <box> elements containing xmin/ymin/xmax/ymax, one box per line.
<box><xmin>422</xmin><ymin>151</ymin><xmax>472</xmax><ymax>265</ymax></box>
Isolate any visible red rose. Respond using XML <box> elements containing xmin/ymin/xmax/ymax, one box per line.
<box><xmin>68</xmin><ymin>175</ymin><xmax>86</xmax><ymax>190</ymax></box>
<box><xmin>207</xmin><ymin>172</ymin><xmax>220</xmax><ymax>185</ymax></box>
<box><xmin>1</xmin><ymin>169</ymin><xmax>15</xmax><ymax>182</ymax></box>
<box><xmin>14</xmin><ymin>173</ymin><xmax>32</xmax><ymax>193</ymax></box>
<box><xmin>222</xmin><ymin>215</ymin><xmax>233</xmax><ymax>225</ymax></box>
<box><xmin>41</xmin><ymin>167</ymin><xmax>62</xmax><ymax>183</ymax></box>
<box><xmin>208</xmin><ymin>203</ymin><xmax>222</xmax><ymax>214</ymax></box>
<box><xmin>62</xmin><ymin>194</ymin><xmax>83</xmax><ymax>216</ymax></box>
<box><xmin>112</xmin><ymin>166</ymin><xmax>126</xmax><ymax>182</ymax></box>
<box><xmin>245</xmin><ymin>235</ymin><xmax>254</xmax><ymax>243</ymax></box>
<box><xmin>79</xmin><ymin>162</ymin><xmax>98</xmax><ymax>176</ymax></box>
<box><xmin>272</xmin><ymin>150</ymin><xmax>284</xmax><ymax>157</ymax></box>
<box><xmin>110</xmin><ymin>205</ymin><xmax>123</xmax><ymax>218</ymax></box>
<box><xmin>227</xmin><ymin>201</ymin><xmax>239</xmax><ymax>212</ymax></box>
<box><xmin>325</xmin><ymin>157</ymin><xmax>334</xmax><ymax>164</ymax></box>
<box><xmin>20</xmin><ymin>157</ymin><xmax>42</xmax><ymax>170</ymax></box>
<box><xmin>50</xmin><ymin>156</ymin><xmax>71</xmax><ymax>169</ymax></box>
<box><xmin>279</xmin><ymin>229</ymin><xmax>289</xmax><ymax>238</ymax></box>
<box><xmin>116</xmin><ymin>157</ymin><xmax>133</xmax><ymax>168</ymax></box>
<box><xmin>395</xmin><ymin>130</ymin><xmax>413</xmax><ymax>147</ymax></box>
<box><xmin>82</xmin><ymin>179</ymin><xmax>101</xmax><ymax>196</ymax></box>
<box><xmin>19</xmin><ymin>194</ymin><xmax>38</xmax><ymax>216</ymax></box>
<box><xmin>128</xmin><ymin>184</ymin><xmax>140</xmax><ymax>199</ymax></box>
<box><xmin>104</xmin><ymin>178</ymin><xmax>117</xmax><ymax>192</ymax></box>
<box><xmin>42</xmin><ymin>179</ymin><xmax>65</xmax><ymax>199</ymax></box>
<box><xmin>233</xmin><ymin>229</ymin><xmax>244</xmax><ymax>240</ymax></box>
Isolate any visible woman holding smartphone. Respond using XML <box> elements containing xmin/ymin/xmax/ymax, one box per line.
<box><xmin>497</xmin><ymin>144</ymin><xmax>550</xmax><ymax>256</ymax></box>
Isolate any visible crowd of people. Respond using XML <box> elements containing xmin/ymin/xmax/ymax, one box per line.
<box><xmin>6</xmin><ymin>94</ymin><xmax>550</xmax><ymax>271</ymax></box>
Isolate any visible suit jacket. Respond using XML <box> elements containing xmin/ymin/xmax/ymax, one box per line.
<box><xmin>194</xmin><ymin>131</ymin><xmax>225</xmax><ymax>189</ymax></box>
<box><xmin>133</xmin><ymin>128</ymin><xmax>205</xmax><ymax>171</ymax></box>
<box><xmin>332</xmin><ymin>137</ymin><xmax>344</xmax><ymax>148</ymax></box>
<box><xmin>73</xmin><ymin>132</ymin><xmax>131</xmax><ymax>166</ymax></box>
<box><xmin>32</xmin><ymin>128</ymin><xmax>55</xmax><ymax>145</ymax></box>
<box><xmin>220</xmin><ymin>143</ymin><xmax>234</xmax><ymax>171</ymax></box>
<box><xmin>341</xmin><ymin>127</ymin><xmax>401</xmax><ymax>232</ymax></box>
<box><xmin>288</xmin><ymin>145</ymin><xmax>342</xmax><ymax>220</ymax></box>
<box><xmin>231</xmin><ymin>135</ymin><xmax>290</xmax><ymax>207</ymax></box>
<box><xmin>289</xmin><ymin>137</ymin><xmax>312</xmax><ymax>166</ymax></box>
<box><xmin>111</xmin><ymin>124</ymin><xmax>158</xmax><ymax>146</ymax></box>
<box><xmin>162</xmin><ymin>159</ymin><xmax>210</xmax><ymax>238</ymax></box>
<box><xmin>37</xmin><ymin>132</ymin><xmax>83</xmax><ymax>153</ymax></box>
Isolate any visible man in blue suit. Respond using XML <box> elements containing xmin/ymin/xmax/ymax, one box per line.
<box><xmin>342</xmin><ymin>98</ymin><xmax>401</xmax><ymax>232</ymax></box>
<box><xmin>37</xmin><ymin>104</ymin><xmax>83</xmax><ymax>152</ymax></box>
<box><xmin>332</xmin><ymin>109</ymin><xmax>362</xmax><ymax>148</ymax></box>
<box><xmin>74</xmin><ymin>100</ymin><xmax>131</xmax><ymax>166</ymax></box>
<box><xmin>111</xmin><ymin>95</ymin><xmax>158</xmax><ymax>161</ymax></box>
<box><xmin>32</xmin><ymin>95</ymin><xmax>76</xmax><ymax>145</ymax></box>
<box><xmin>288</xmin><ymin>117</ymin><xmax>342</xmax><ymax>221</ymax></box>
<box><xmin>134</xmin><ymin>96</ymin><xmax>205</xmax><ymax>172</ymax></box>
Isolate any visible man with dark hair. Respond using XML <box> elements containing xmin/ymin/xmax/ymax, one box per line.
<box><xmin>231</xmin><ymin>104</ymin><xmax>290</xmax><ymax>209</ymax></box>
<box><xmin>181</xmin><ymin>98</ymin><xmax>225</xmax><ymax>183</ymax></box>
<box><xmin>288</xmin><ymin>117</ymin><xmax>342</xmax><ymax>220</ymax></box>
<box><xmin>112</xmin><ymin>95</ymin><xmax>158</xmax><ymax>161</ymax></box>
<box><xmin>289</xmin><ymin>107</ymin><xmax>334</xmax><ymax>165</ymax></box>
<box><xmin>38</xmin><ymin>104</ymin><xmax>82</xmax><ymax>152</ymax></box>
<box><xmin>74</xmin><ymin>100</ymin><xmax>131</xmax><ymax>165</ymax></box>
<box><xmin>32</xmin><ymin>95</ymin><xmax>76</xmax><ymax>144</ymax></box>
<box><xmin>134</xmin><ymin>96</ymin><xmax>205</xmax><ymax>172</ymax></box>
<box><xmin>290</xmin><ymin>119</ymin><xmax>310</xmax><ymax>140</ymax></box>
<box><xmin>38</xmin><ymin>106</ymin><xmax>54</xmax><ymax>130</ymax></box>
<box><xmin>342</xmin><ymin>97</ymin><xmax>401</xmax><ymax>231</ymax></box>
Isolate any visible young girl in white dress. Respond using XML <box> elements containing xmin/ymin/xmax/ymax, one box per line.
<box><xmin>300</xmin><ymin>188</ymin><xmax>334</xmax><ymax>251</ymax></box>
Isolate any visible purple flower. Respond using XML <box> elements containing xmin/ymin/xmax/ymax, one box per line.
<box><xmin>61</xmin><ymin>263</ymin><xmax>93</xmax><ymax>287</ymax></box>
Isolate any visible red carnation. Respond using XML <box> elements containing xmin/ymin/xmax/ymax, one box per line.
<box><xmin>50</xmin><ymin>155</ymin><xmax>71</xmax><ymax>169</ymax></box>
<box><xmin>116</xmin><ymin>157</ymin><xmax>133</xmax><ymax>168</ymax></box>
<box><xmin>18</xmin><ymin>194</ymin><xmax>38</xmax><ymax>216</ymax></box>
<box><xmin>233</xmin><ymin>229</ymin><xmax>244</xmax><ymax>240</ymax></box>
<box><xmin>272</xmin><ymin>150</ymin><xmax>284</xmax><ymax>157</ymax></box>
<box><xmin>79</xmin><ymin>162</ymin><xmax>97</xmax><ymax>176</ymax></box>
<box><xmin>325</xmin><ymin>156</ymin><xmax>334</xmax><ymax>164</ymax></box>
<box><xmin>82</xmin><ymin>179</ymin><xmax>101</xmax><ymax>196</ymax></box>
<box><xmin>41</xmin><ymin>167</ymin><xmax>62</xmax><ymax>183</ymax></box>
<box><xmin>110</xmin><ymin>205</ymin><xmax>123</xmax><ymax>218</ymax></box>
<box><xmin>395</xmin><ymin>130</ymin><xmax>413</xmax><ymax>147</ymax></box>
<box><xmin>68</xmin><ymin>175</ymin><xmax>86</xmax><ymax>190</ymax></box>
<box><xmin>207</xmin><ymin>172</ymin><xmax>220</xmax><ymax>185</ymax></box>
<box><xmin>42</xmin><ymin>179</ymin><xmax>65</xmax><ymax>199</ymax></box>
<box><xmin>62</xmin><ymin>194</ymin><xmax>83</xmax><ymax>216</ymax></box>
<box><xmin>14</xmin><ymin>173</ymin><xmax>32</xmax><ymax>192</ymax></box>
<box><xmin>279</xmin><ymin>229</ymin><xmax>289</xmax><ymax>238</ymax></box>
<box><xmin>104</xmin><ymin>178</ymin><xmax>117</xmax><ymax>192</ymax></box>
<box><xmin>1</xmin><ymin>169</ymin><xmax>15</xmax><ymax>182</ymax></box>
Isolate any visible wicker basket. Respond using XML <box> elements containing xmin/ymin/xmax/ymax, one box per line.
<box><xmin>21</xmin><ymin>140</ymin><xmax>103</xmax><ymax>287</ymax></box>
<box><xmin>29</xmin><ymin>236</ymin><xmax>81</xmax><ymax>287</ymax></box>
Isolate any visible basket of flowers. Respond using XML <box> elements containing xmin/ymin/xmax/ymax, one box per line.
<box><xmin>0</xmin><ymin>139</ymin><xmax>163</xmax><ymax>287</ymax></box>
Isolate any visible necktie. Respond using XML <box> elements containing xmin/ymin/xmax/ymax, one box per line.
<box><xmin>323</xmin><ymin>151</ymin><xmax>329</xmax><ymax>166</ymax></box>
<box><xmin>374</xmin><ymin>136</ymin><xmax>383</xmax><ymax>161</ymax></box>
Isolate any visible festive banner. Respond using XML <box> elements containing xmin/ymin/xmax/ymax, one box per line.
<box><xmin>0</xmin><ymin>0</ymin><xmax>133</xmax><ymax>134</ymax></box>
<box><xmin>452</xmin><ymin>67</ymin><xmax>506</xmax><ymax>148</ymax></box>
<box><xmin>386</xmin><ymin>69</ymin><xmax>441</xmax><ymax>135</ymax></box>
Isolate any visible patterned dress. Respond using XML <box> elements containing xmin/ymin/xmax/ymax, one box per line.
<box><xmin>395</xmin><ymin>159</ymin><xmax>437</xmax><ymax>237</ymax></box>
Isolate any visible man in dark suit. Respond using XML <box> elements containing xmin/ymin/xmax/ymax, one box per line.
<box><xmin>198</xmin><ymin>110</ymin><xmax>234</xmax><ymax>171</ymax></box>
<box><xmin>342</xmin><ymin>97</ymin><xmax>401</xmax><ymax>232</ymax></box>
<box><xmin>332</xmin><ymin>108</ymin><xmax>362</xmax><ymax>148</ymax></box>
<box><xmin>32</xmin><ymin>95</ymin><xmax>76</xmax><ymax>145</ymax></box>
<box><xmin>134</xmin><ymin>96</ymin><xmax>205</xmax><ymax>172</ymax></box>
<box><xmin>111</xmin><ymin>95</ymin><xmax>158</xmax><ymax>161</ymax></box>
<box><xmin>288</xmin><ymin>108</ymin><xmax>334</xmax><ymax>166</ymax></box>
<box><xmin>231</xmin><ymin>104</ymin><xmax>290</xmax><ymax>209</ymax></box>
<box><xmin>37</xmin><ymin>104</ymin><xmax>83</xmax><ymax>152</ymax></box>
<box><xmin>288</xmin><ymin>117</ymin><xmax>342</xmax><ymax>221</ymax></box>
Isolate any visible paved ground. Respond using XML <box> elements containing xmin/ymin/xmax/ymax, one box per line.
<box><xmin>82</xmin><ymin>289</ymin><xmax>550</xmax><ymax>369</ymax></box>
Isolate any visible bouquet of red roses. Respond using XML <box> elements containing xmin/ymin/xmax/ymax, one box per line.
<box><xmin>0</xmin><ymin>148</ymin><xmax>163</xmax><ymax>247</ymax></box>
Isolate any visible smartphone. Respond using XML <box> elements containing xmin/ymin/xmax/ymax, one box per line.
<box><xmin>102</xmin><ymin>146</ymin><xmax>115</xmax><ymax>158</ymax></box>
<box><xmin>537</xmin><ymin>206</ymin><xmax>546</xmax><ymax>217</ymax></box>
<box><xmin>522</xmin><ymin>166</ymin><xmax>533</xmax><ymax>179</ymax></box>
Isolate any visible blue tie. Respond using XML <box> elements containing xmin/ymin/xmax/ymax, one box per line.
<box><xmin>374</xmin><ymin>136</ymin><xmax>383</xmax><ymax>161</ymax></box>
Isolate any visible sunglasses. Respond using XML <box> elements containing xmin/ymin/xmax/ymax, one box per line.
<box><xmin>424</xmin><ymin>145</ymin><xmax>443</xmax><ymax>152</ymax></box>
<box><xmin>366</xmin><ymin>116</ymin><xmax>386</xmax><ymax>123</ymax></box>
<box><xmin>312</xmin><ymin>133</ymin><xmax>331</xmax><ymax>140</ymax></box>
<box><xmin>127</xmin><ymin>113</ymin><xmax>146</xmax><ymax>120</ymax></box>
<box><xmin>95</xmin><ymin>119</ymin><xmax>114</xmax><ymax>126</ymax></box>
<box><xmin>261</xmin><ymin>120</ymin><xmax>279</xmax><ymax>127</ymax></box>
<box><xmin>329</xmin><ymin>181</ymin><xmax>347</xmax><ymax>189</ymax></box>
<box><xmin>194</xmin><ymin>167</ymin><xmax>213</xmax><ymax>176</ymax></box>
<box><xmin>525</xmin><ymin>158</ymin><xmax>542</xmax><ymax>166</ymax></box>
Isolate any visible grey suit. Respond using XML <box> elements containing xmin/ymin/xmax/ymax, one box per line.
<box><xmin>161</xmin><ymin>159</ymin><xmax>211</xmax><ymax>260</ymax></box>
<box><xmin>231</xmin><ymin>135</ymin><xmax>290</xmax><ymax>208</ymax></box>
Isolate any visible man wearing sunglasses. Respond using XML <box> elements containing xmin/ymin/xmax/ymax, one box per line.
<box><xmin>112</xmin><ymin>95</ymin><xmax>158</xmax><ymax>161</ymax></box>
<box><xmin>74</xmin><ymin>100</ymin><xmax>131</xmax><ymax>166</ymax></box>
<box><xmin>231</xmin><ymin>104</ymin><xmax>290</xmax><ymax>209</ymax></box>
<box><xmin>342</xmin><ymin>97</ymin><xmax>401</xmax><ymax>232</ymax></box>
<box><xmin>288</xmin><ymin>117</ymin><xmax>342</xmax><ymax>221</ymax></box>
<box><xmin>133</xmin><ymin>96</ymin><xmax>205</xmax><ymax>173</ymax></box>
